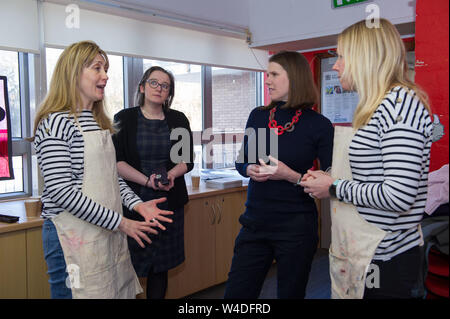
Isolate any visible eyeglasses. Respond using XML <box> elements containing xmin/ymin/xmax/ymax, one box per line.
<box><xmin>146</xmin><ymin>79</ymin><xmax>170</xmax><ymax>91</ymax></box>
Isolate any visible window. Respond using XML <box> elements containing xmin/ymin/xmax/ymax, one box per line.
<box><xmin>1</xmin><ymin>47</ymin><xmax>263</xmax><ymax>199</ymax></box>
<box><xmin>46</xmin><ymin>48</ymin><xmax>124</xmax><ymax>120</ymax></box>
<box><xmin>0</xmin><ymin>49</ymin><xmax>33</xmax><ymax>197</ymax></box>
<box><xmin>143</xmin><ymin>59</ymin><xmax>202</xmax><ymax>132</ymax></box>
<box><xmin>212</xmin><ymin>67</ymin><xmax>259</xmax><ymax>134</ymax></box>
<box><xmin>211</xmin><ymin>67</ymin><xmax>263</xmax><ymax>168</ymax></box>
<box><xmin>141</xmin><ymin>61</ymin><xmax>263</xmax><ymax>169</ymax></box>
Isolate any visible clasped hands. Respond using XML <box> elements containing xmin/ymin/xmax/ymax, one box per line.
<box><xmin>247</xmin><ymin>156</ymin><xmax>334</xmax><ymax>200</ymax></box>
<box><xmin>300</xmin><ymin>169</ymin><xmax>334</xmax><ymax>199</ymax></box>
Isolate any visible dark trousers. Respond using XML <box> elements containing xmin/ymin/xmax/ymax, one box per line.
<box><xmin>363</xmin><ymin>245</ymin><xmax>425</xmax><ymax>299</ymax></box>
<box><xmin>146</xmin><ymin>267</ymin><xmax>168</xmax><ymax>299</ymax></box>
<box><xmin>224</xmin><ymin>214</ymin><xmax>318</xmax><ymax>299</ymax></box>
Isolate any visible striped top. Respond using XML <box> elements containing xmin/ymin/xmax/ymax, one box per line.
<box><xmin>34</xmin><ymin>110</ymin><xmax>143</xmax><ymax>231</ymax></box>
<box><xmin>336</xmin><ymin>86</ymin><xmax>433</xmax><ymax>261</ymax></box>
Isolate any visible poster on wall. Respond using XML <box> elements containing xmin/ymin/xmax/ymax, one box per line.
<box><xmin>320</xmin><ymin>57</ymin><xmax>359</xmax><ymax>124</ymax></box>
<box><xmin>0</xmin><ymin>75</ymin><xmax>14</xmax><ymax>180</ymax></box>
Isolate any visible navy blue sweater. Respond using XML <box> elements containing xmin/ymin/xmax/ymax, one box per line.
<box><xmin>236</xmin><ymin>103</ymin><xmax>334</xmax><ymax>230</ymax></box>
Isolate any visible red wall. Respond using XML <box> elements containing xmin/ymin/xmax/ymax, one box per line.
<box><xmin>415</xmin><ymin>0</ymin><xmax>449</xmax><ymax>172</ymax></box>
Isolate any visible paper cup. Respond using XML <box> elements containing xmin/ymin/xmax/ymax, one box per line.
<box><xmin>191</xmin><ymin>175</ymin><xmax>200</xmax><ymax>189</ymax></box>
<box><xmin>25</xmin><ymin>200</ymin><xmax>42</xmax><ymax>218</ymax></box>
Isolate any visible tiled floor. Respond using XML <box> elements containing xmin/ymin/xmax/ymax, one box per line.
<box><xmin>186</xmin><ymin>248</ymin><xmax>331</xmax><ymax>299</ymax></box>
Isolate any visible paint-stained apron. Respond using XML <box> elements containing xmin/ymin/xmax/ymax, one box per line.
<box><xmin>51</xmin><ymin>126</ymin><xmax>142</xmax><ymax>299</ymax></box>
<box><xmin>329</xmin><ymin>126</ymin><xmax>386</xmax><ymax>299</ymax></box>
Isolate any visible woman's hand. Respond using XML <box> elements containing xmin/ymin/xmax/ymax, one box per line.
<box><xmin>246</xmin><ymin>164</ymin><xmax>271</xmax><ymax>182</ymax></box>
<box><xmin>300</xmin><ymin>169</ymin><xmax>334</xmax><ymax>199</ymax></box>
<box><xmin>133</xmin><ymin>197</ymin><xmax>173</xmax><ymax>230</ymax></box>
<box><xmin>257</xmin><ymin>156</ymin><xmax>302</xmax><ymax>183</ymax></box>
<box><xmin>118</xmin><ymin>217</ymin><xmax>157</xmax><ymax>248</ymax></box>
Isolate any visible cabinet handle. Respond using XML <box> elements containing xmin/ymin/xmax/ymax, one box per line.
<box><xmin>210</xmin><ymin>204</ymin><xmax>216</xmax><ymax>225</ymax></box>
<box><xmin>216</xmin><ymin>203</ymin><xmax>222</xmax><ymax>224</ymax></box>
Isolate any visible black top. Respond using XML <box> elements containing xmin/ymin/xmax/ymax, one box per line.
<box><xmin>112</xmin><ymin>106</ymin><xmax>194</xmax><ymax>211</ymax></box>
<box><xmin>235</xmin><ymin>103</ymin><xmax>334</xmax><ymax>231</ymax></box>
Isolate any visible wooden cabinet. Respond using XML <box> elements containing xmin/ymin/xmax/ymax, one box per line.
<box><xmin>166</xmin><ymin>189</ymin><xmax>246</xmax><ymax>298</ymax></box>
<box><xmin>0</xmin><ymin>226</ymin><xmax>50</xmax><ymax>299</ymax></box>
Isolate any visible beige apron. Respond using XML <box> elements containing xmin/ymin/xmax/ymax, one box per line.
<box><xmin>329</xmin><ymin>126</ymin><xmax>386</xmax><ymax>299</ymax></box>
<box><xmin>52</xmin><ymin>126</ymin><xmax>142</xmax><ymax>299</ymax></box>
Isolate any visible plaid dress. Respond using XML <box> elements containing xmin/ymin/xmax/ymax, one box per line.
<box><xmin>127</xmin><ymin>110</ymin><xmax>185</xmax><ymax>276</ymax></box>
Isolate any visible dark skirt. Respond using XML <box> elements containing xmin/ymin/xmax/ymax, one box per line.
<box><xmin>126</xmin><ymin>205</ymin><xmax>185</xmax><ymax>276</ymax></box>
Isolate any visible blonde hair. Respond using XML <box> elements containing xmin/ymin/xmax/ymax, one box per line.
<box><xmin>32</xmin><ymin>41</ymin><xmax>113</xmax><ymax>138</ymax></box>
<box><xmin>338</xmin><ymin>19</ymin><xmax>431</xmax><ymax>129</ymax></box>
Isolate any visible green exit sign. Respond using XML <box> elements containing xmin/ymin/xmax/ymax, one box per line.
<box><xmin>333</xmin><ymin>0</ymin><xmax>369</xmax><ymax>8</ymax></box>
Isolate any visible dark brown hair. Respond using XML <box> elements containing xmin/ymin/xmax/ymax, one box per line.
<box><xmin>135</xmin><ymin>66</ymin><xmax>175</xmax><ymax>110</ymax></box>
<box><xmin>264</xmin><ymin>50</ymin><xmax>318</xmax><ymax>110</ymax></box>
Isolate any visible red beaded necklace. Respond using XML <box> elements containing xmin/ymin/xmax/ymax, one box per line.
<box><xmin>268</xmin><ymin>106</ymin><xmax>302</xmax><ymax>135</ymax></box>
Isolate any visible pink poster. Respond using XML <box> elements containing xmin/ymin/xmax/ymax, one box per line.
<box><xmin>0</xmin><ymin>76</ymin><xmax>14</xmax><ymax>180</ymax></box>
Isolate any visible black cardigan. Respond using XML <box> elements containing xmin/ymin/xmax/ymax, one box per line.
<box><xmin>112</xmin><ymin>106</ymin><xmax>194</xmax><ymax>210</ymax></box>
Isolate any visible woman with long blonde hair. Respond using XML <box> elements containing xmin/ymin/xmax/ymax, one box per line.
<box><xmin>301</xmin><ymin>19</ymin><xmax>433</xmax><ymax>298</ymax></box>
<box><xmin>33</xmin><ymin>41</ymin><xmax>173</xmax><ymax>298</ymax></box>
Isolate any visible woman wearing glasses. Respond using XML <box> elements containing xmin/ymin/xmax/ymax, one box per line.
<box><xmin>112</xmin><ymin>66</ymin><xmax>194</xmax><ymax>299</ymax></box>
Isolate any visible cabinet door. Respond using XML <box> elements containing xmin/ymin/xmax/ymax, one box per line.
<box><xmin>0</xmin><ymin>231</ymin><xmax>27</xmax><ymax>298</ymax></box>
<box><xmin>26</xmin><ymin>227</ymin><xmax>50</xmax><ymax>298</ymax></box>
<box><xmin>215</xmin><ymin>191</ymin><xmax>246</xmax><ymax>283</ymax></box>
<box><xmin>166</xmin><ymin>197</ymin><xmax>216</xmax><ymax>298</ymax></box>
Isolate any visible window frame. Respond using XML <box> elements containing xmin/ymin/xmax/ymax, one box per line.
<box><xmin>0</xmin><ymin>52</ymin><xmax>33</xmax><ymax>199</ymax></box>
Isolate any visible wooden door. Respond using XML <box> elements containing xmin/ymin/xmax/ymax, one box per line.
<box><xmin>214</xmin><ymin>191</ymin><xmax>246</xmax><ymax>283</ymax></box>
<box><xmin>0</xmin><ymin>230</ymin><xmax>27</xmax><ymax>298</ymax></box>
<box><xmin>166</xmin><ymin>197</ymin><xmax>216</xmax><ymax>298</ymax></box>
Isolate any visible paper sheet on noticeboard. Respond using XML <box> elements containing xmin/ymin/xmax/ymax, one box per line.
<box><xmin>321</xmin><ymin>57</ymin><xmax>359</xmax><ymax>124</ymax></box>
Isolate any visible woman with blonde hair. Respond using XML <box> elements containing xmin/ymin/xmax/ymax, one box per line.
<box><xmin>301</xmin><ymin>19</ymin><xmax>433</xmax><ymax>298</ymax></box>
<box><xmin>33</xmin><ymin>40</ymin><xmax>173</xmax><ymax>298</ymax></box>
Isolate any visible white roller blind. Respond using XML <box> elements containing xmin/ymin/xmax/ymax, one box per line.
<box><xmin>43</xmin><ymin>2</ymin><xmax>267</xmax><ymax>71</ymax></box>
<box><xmin>0</xmin><ymin>0</ymin><xmax>40</xmax><ymax>53</ymax></box>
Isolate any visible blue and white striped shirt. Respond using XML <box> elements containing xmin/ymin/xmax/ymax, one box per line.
<box><xmin>34</xmin><ymin>110</ymin><xmax>142</xmax><ymax>231</ymax></box>
<box><xmin>337</xmin><ymin>86</ymin><xmax>433</xmax><ymax>261</ymax></box>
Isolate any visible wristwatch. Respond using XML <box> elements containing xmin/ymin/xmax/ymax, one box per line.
<box><xmin>293</xmin><ymin>176</ymin><xmax>302</xmax><ymax>186</ymax></box>
<box><xmin>329</xmin><ymin>179</ymin><xmax>340</xmax><ymax>198</ymax></box>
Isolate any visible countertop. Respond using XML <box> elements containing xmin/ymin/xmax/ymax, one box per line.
<box><xmin>0</xmin><ymin>183</ymin><xmax>247</xmax><ymax>234</ymax></box>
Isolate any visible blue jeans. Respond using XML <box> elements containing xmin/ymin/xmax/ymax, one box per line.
<box><xmin>42</xmin><ymin>219</ymin><xmax>72</xmax><ymax>299</ymax></box>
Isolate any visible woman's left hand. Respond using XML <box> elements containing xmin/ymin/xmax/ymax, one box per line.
<box><xmin>133</xmin><ymin>197</ymin><xmax>173</xmax><ymax>230</ymax></box>
<box><xmin>258</xmin><ymin>155</ymin><xmax>297</xmax><ymax>182</ymax></box>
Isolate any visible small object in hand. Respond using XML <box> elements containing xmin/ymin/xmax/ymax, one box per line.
<box><xmin>153</xmin><ymin>167</ymin><xmax>169</xmax><ymax>185</ymax></box>
<box><xmin>151</xmin><ymin>218</ymin><xmax>156</xmax><ymax>223</ymax></box>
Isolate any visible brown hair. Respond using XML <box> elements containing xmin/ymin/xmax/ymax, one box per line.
<box><xmin>135</xmin><ymin>66</ymin><xmax>175</xmax><ymax>110</ymax></box>
<box><xmin>263</xmin><ymin>50</ymin><xmax>318</xmax><ymax>110</ymax></box>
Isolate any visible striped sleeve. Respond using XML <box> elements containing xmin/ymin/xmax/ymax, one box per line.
<box><xmin>337</xmin><ymin>88</ymin><xmax>432</xmax><ymax>214</ymax></box>
<box><xmin>35</xmin><ymin>113</ymin><xmax>123</xmax><ymax>231</ymax></box>
<box><xmin>118</xmin><ymin>176</ymin><xmax>143</xmax><ymax>211</ymax></box>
